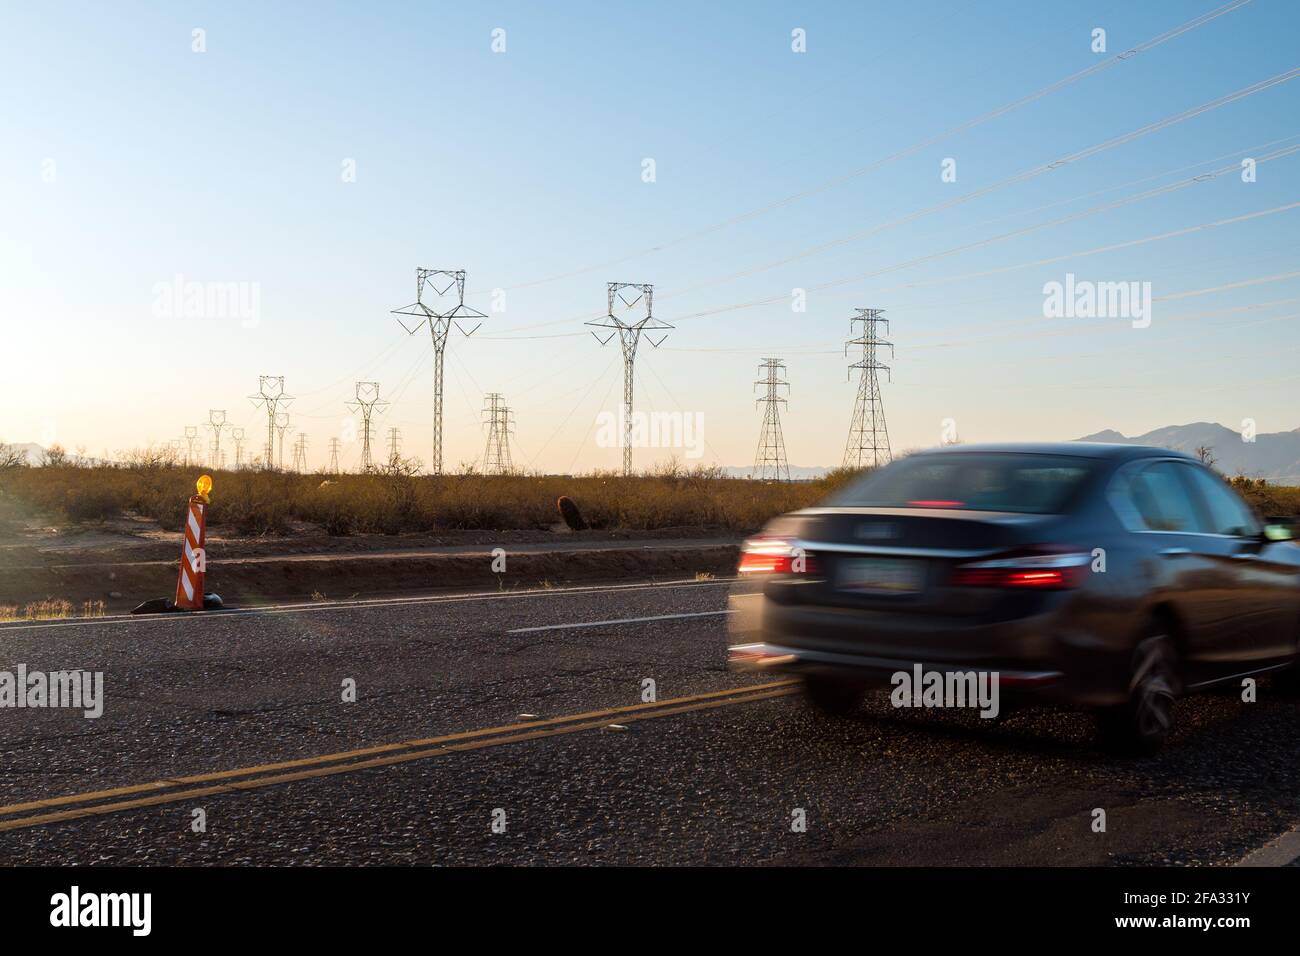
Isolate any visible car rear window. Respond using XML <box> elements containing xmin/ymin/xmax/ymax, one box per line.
<box><xmin>829</xmin><ymin>453</ymin><xmax>1097</xmax><ymax>514</ymax></box>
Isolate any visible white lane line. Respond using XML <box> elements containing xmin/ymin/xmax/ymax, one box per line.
<box><xmin>0</xmin><ymin>578</ymin><xmax>738</xmax><ymax>633</ymax></box>
<box><xmin>1235</xmin><ymin>824</ymin><xmax>1300</xmax><ymax>867</ymax></box>
<box><xmin>508</xmin><ymin>610</ymin><xmax>734</xmax><ymax>634</ymax></box>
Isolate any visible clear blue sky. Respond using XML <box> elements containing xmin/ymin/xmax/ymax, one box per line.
<box><xmin>2</xmin><ymin>0</ymin><xmax>1297</xmax><ymax>472</ymax></box>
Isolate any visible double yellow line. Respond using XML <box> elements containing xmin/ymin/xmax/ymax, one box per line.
<box><xmin>0</xmin><ymin>679</ymin><xmax>799</xmax><ymax>833</ymax></box>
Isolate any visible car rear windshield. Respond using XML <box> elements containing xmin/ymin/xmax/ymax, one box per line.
<box><xmin>828</xmin><ymin>453</ymin><xmax>1097</xmax><ymax>514</ymax></box>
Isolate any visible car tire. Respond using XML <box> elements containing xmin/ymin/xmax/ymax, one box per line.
<box><xmin>1273</xmin><ymin>624</ymin><xmax>1300</xmax><ymax>694</ymax></box>
<box><xmin>1096</xmin><ymin>632</ymin><xmax>1178</xmax><ymax>755</ymax></box>
<box><xmin>803</xmin><ymin>676</ymin><xmax>863</xmax><ymax>716</ymax></box>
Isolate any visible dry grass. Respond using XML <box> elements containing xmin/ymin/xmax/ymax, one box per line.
<box><xmin>0</xmin><ymin>599</ymin><xmax>106</xmax><ymax>622</ymax></box>
<box><xmin>0</xmin><ymin>462</ymin><xmax>848</xmax><ymax>535</ymax></box>
<box><xmin>2</xmin><ymin>459</ymin><xmax>1294</xmax><ymax>539</ymax></box>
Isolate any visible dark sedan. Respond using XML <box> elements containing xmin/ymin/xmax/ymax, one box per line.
<box><xmin>728</xmin><ymin>443</ymin><xmax>1300</xmax><ymax>752</ymax></box>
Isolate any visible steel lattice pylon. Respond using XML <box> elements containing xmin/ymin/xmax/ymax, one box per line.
<box><xmin>249</xmin><ymin>376</ymin><xmax>293</xmax><ymax>470</ymax></box>
<box><xmin>481</xmin><ymin>392</ymin><xmax>514</xmax><ymax>474</ymax></box>
<box><xmin>273</xmin><ymin>412</ymin><xmax>293</xmax><ymax>470</ymax></box>
<box><xmin>291</xmin><ymin>433</ymin><xmax>308</xmax><ymax>472</ymax></box>
<box><xmin>391</xmin><ymin>268</ymin><xmax>488</xmax><ymax>475</ymax></box>
<box><xmin>346</xmin><ymin>381</ymin><xmax>388</xmax><ymax>473</ymax></box>
<box><xmin>205</xmin><ymin>409</ymin><xmax>228</xmax><ymax>469</ymax></box>
<box><xmin>843</xmin><ymin>309</ymin><xmax>893</xmax><ymax>470</ymax></box>
<box><xmin>586</xmin><ymin>282</ymin><xmax>672</xmax><ymax>476</ymax></box>
<box><xmin>753</xmin><ymin>358</ymin><xmax>790</xmax><ymax>481</ymax></box>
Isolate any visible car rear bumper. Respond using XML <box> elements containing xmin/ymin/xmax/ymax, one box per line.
<box><xmin>727</xmin><ymin>589</ymin><xmax>1130</xmax><ymax>707</ymax></box>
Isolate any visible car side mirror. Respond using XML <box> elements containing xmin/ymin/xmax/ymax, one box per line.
<box><xmin>1263</xmin><ymin>523</ymin><xmax>1294</xmax><ymax>542</ymax></box>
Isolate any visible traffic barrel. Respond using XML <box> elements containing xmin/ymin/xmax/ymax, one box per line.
<box><xmin>173</xmin><ymin>475</ymin><xmax>212</xmax><ymax>611</ymax></box>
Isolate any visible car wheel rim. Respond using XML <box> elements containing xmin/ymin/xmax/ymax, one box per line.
<box><xmin>1136</xmin><ymin>674</ymin><xmax>1174</xmax><ymax>738</ymax></box>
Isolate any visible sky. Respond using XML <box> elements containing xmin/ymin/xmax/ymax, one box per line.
<box><xmin>1</xmin><ymin>0</ymin><xmax>1298</xmax><ymax>474</ymax></box>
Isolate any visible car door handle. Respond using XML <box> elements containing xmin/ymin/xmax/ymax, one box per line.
<box><xmin>1159</xmin><ymin>547</ymin><xmax>1190</xmax><ymax>556</ymax></box>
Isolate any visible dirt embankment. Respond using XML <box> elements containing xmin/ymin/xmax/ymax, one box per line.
<box><xmin>0</xmin><ymin>520</ymin><xmax>742</xmax><ymax>611</ymax></box>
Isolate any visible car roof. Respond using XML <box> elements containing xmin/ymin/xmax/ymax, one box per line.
<box><xmin>910</xmin><ymin>442</ymin><xmax>1197</xmax><ymax>463</ymax></box>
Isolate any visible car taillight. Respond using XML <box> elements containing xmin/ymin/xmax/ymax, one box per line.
<box><xmin>950</xmin><ymin>547</ymin><xmax>1090</xmax><ymax>589</ymax></box>
<box><xmin>737</xmin><ymin>536</ymin><xmax>821</xmax><ymax>575</ymax></box>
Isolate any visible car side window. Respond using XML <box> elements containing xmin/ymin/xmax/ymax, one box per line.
<box><xmin>1128</xmin><ymin>461</ymin><xmax>1200</xmax><ymax>532</ymax></box>
<box><xmin>1185</xmin><ymin>465</ymin><xmax>1261</xmax><ymax>537</ymax></box>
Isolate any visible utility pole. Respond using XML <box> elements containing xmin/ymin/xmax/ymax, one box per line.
<box><xmin>481</xmin><ymin>392</ymin><xmax>514</xmax><ymax>475</ymax></box>
<box><xmin>205</xmin><ymin>410</ymin><xmax>229</xmax><ymax>469</ymax></box>
<box><xmin>346</xmin><ymin>381</ymin><xmax>388</xmax><ymax>472</ymax></box>
<box><xmin>292</xmin><ymin>433</ymin><xmax>308</xmax><ymax>472</ymax></box>
<box><xmin>586</xmin><ymin>282</ymin><xmax>672</xmax><ymax>477</ymax></box>
<box><xmin>274</xmin><ymin>412</ymin><xmax>293</xmax><ymax>470</ymax></box>
<box><xmin>843</xmin><ymin>308</ymin><xmax>892</xmax><ymax>469</ymax></box>
<box><xmin>753</xmin><ymin>358</ymin><xmax>791</xmax><ymax>482</ymax></box>
<box><xmin>391</xmin><ymin>268</ymin><xmax>488</xmax><ymax>475</ymax></box>
<box><xmin>183</xmin><ymin>426</ymin><xmax>200</xmax><ymax>467</ymax></box>
<box><xmin>249</xmin><ymin>376</ymin><xmax>293</xmax><ymax>470</ymax></box>
<box><xmin>231</xmin><ymin>427</ymin><xmax>246</xmax><ymax>469</ymax></box>
<box><xmin>328</xmin><ymin>437</ymin><xmax>342</xmax><ymax>474</ymax></box>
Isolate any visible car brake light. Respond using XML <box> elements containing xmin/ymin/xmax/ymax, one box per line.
<box><xmin>737</xmin><ymin>536</ymin><xmax>820</xmax><ymax>575</ymax></box>
<box><xmin>950</xmin><ymin>547</ymin><xmax>1090</xmax><ymax>589</ymax></box>
<box><xmin>908</xmin><ymin>499</ymin><xmax>965</xmax><ymax>508</ymax></box>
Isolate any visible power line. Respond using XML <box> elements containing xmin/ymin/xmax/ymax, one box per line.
<box><xmin>467</xmin><ymin>0</ymin><xmax>1251</xmax><ymax>297</ymax></box>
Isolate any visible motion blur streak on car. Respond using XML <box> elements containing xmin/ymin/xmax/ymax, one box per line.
<box><xmin>728</xmin><ymin>443</ymin><xmax>1300</xmax><ymax>753</ymax></box>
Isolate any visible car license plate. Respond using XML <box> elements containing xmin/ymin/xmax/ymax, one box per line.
<box><xmin>837</xmin><ymin>557</ymin><xmax>925</xmax><ymax>595</ymax></box>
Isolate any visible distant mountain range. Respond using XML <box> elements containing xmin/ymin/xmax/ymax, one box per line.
<box><xmin>1076</xmin><ymin>422</ymin><xmax>1300</xmax><ymax>484</ymax></box>
<box><xmin>10</xmin><ymin>426</ymin><xmax>1300</xmax><ymax>484</ymax></box>
<box><xmin>721</xmin><ymin>422</ymin><xmax>1300</xmax><ymax>484</ymax></box>
<box><xmin>3</xmin><ymin>442</ymin><xmax>49</xmax><ymax>464</ymax></box>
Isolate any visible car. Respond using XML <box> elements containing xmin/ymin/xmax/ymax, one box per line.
<box><xmin>727</xmin><ymin>442</ymin><xmax>1300</xmax><ymax>753</ymax></box>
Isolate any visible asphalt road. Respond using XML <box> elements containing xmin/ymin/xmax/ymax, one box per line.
<box><xmin>0</xmin><ymin>578</ymin><xmax>1298</xmax><ymax>866</ymax></box>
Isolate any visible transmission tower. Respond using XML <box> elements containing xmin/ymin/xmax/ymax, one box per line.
<box><xmin>586</xmin><ymin>282</ymin><xmax>672</xmax><ymax>476</ymax></box>
<box><xmin>386</xmin><ymin>427</ymin><xmax>402</xmax><ymax>468</ymax></box>
<box><xmin>274</xmin><ymin>412</ymin><xmax>293</xmax><ymax>470</ymax></box>
<box><xmin>391</xmin><ymin>268</ymin><xmax>488</xmax><ymax>475</ymax></box>
<box><xmin>183</xmin><ymin>426</ymin><xmax>200</xmax><ymax>466</ymax></box>
<box><xmin>481</xmin><ymin>392</ymin><xmax>515</xmax><ymax>474</ymax></box>
<box><xmin>231</xmin><ymin>427</ymin><xmax>246</xmax><ymax>469</ymax></box>
<box><xmin>205</xmin><ymin>409</ymin><xmax>228</xmax><ymax>468</ymax></box>
<box><xmin>291</xmin><ymin>433</ymin><xmax>308</xmax><ymax>472</ymax></box>
<box><xmin>249</xmin><ymin>376</ymin><xmax>293</xmax><ymax>470</ymax></box>
<box><xmin>753</xmin><ymin>358</ymin><xmax>791</xmax><ymax>482</ymax></box>
<box><xmin>346</xmin><ymin>381</ymin><xmax>388</xmax><ymax>472</ymax></box>
<box><xmin>328</xmin><ymin>437</ymin><xmax>342</xmax><ymax>474</ymax></box>
<box><xmin>843</xmin><ymin>309</ymin><xmax>893</xmax><ymax>469</ymax></box>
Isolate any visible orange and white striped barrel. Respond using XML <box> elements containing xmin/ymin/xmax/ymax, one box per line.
<box><xmin>174</xmin><ymin>495</ymin><xmax>208</xmax><ymax>610</ymax></box>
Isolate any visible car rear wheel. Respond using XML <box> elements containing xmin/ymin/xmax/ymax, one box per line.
<box><xmin>1096</xmin><ymin>633</ymin><xmax>1178</xmax><ymax>755</ymax></box>
<box><xmin>803</xmin><ymin>676</ymin><xmax>864</xmax><ymax>716</ymax></box>
<box><xmin>1272</xmin><ymin>623</ymin><xmax>1300</xmax><ymax>694</ymax></box>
